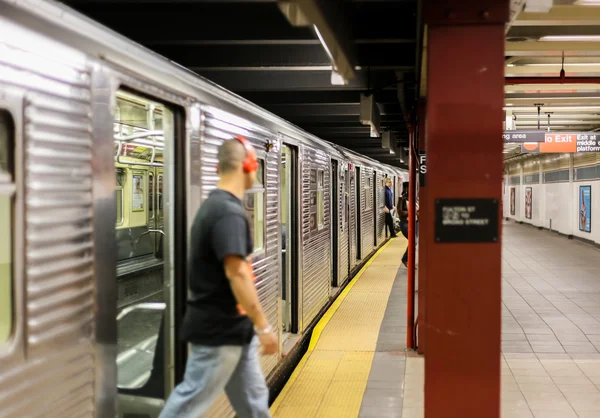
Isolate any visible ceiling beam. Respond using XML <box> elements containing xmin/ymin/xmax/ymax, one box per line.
<box><xmin>62</xmin><ymin>1</ymin><xmax>417</xmax><ymax>40</ymax></box>
<box><xmin>512</xmin><ymin>5</ymin><xmax>600</xmax><ymax>26</ymax></box>
<box><xmin>148</xmin><ymin>42</ymin><xmax>414</xmax><ymax>68</ymax></box>
<box><xmin>506</xmin><ymin>41</ymin><xmax>600</xmax><ymax>56</ymax></box>
<box><xmin>508</xmin><ymin>25</ymin><xmax>600</xmax><ymax>39</ymax></box>
<box><xmin>506</xmin><ymin>64</ymin><xmax>600</xmax><ymax>77</ymax></box>
<box><xmin>194</xmin><ymin>69</ymin><xmax>400</xmax><ymax>91</ymax></box>
<box><xmin>262</xmin><ymin>103</ymin><xmax>403</xmax><ymax>116</ymax></box>
<box><xmin>240</xmin><ymin>89</ymin><xmax>402</xmax><ymax>105</ymax></box>
<box><xmin>278</xmin><ymin>0</ymin><xmax>357</xmax><ymax>83</ymax></box>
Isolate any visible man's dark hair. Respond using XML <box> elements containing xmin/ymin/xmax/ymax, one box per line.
<box><xmin>217</xmin><ymin>139</ymin><xmax>246</xmax><ymax>174</ymax></box>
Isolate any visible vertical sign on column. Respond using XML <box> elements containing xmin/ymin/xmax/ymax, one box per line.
<box><xmin>419</xmin><ymin>153</ymin><xmax>427</xmax><ymax>187</ymax></box>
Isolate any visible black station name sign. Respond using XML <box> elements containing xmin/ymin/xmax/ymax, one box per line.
<box><xmin>503</xmin><ymin>130</ymin><xmax>546</xmax><ymax>143</ymax></box>
<box><xmin>418</xmin><ymin>152</ymin><xmax>426</xmax><ymax>187</ymax></box>
<box><xmin>435</xmin><ymin>198</ymin><xmax>499</xmax><ymax>243</ymax></box>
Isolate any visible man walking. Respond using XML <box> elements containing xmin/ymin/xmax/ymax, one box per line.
<box><xmin>159</xmin><ymin>137</ymin><xmax>277</xmax><ymax>418</ymax></box>
<box><xmin>383</xmin><ymin>178</ymin><xmax>397</xmax><ymax>238</ymax></box>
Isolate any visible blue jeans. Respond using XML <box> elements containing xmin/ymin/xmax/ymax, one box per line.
<box><xmin>159</xmin><ymin>336</ymin><xmax>271</xmax><ymax>418</ymax></box>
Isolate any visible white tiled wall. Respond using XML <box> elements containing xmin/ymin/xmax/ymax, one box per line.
<box><xmin>503</xmin><ymin>165</ymin><xmax>600</xmax><ymax>245</ymax></box>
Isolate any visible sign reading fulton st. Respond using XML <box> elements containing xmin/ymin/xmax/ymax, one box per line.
<box><xmin>503</xmin><ymin>131</ymin><xmax>600</xmax><ymax>153</ymax></box>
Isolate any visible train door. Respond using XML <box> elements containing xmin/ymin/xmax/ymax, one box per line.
<box><xmin>280</xmin><ymin>143</ymin><xmax>299</xmax><ymax>334</ymax></box>
<box><xmin>344</xmin><ymin>168</ymin><xmax>351</xmax><ymax>279</ymax></box>
<box><xmin>331</xmin><ymin>160</ymin><xmax>339</xmax><ymax>287</ymax></box>
<box><xmin>113</xmin><ymin>90</ymin><xmax>184</xmax><ymax>418</ymax></box>
<box><xmin>373</xmin><ymin>171</ymin><xmax>378</xmax><ymax>247</ymax></box>
<box><xmin>355</xmin><ymin>166</ymin><xmax>362</xmax><ymax>260</ymax></box>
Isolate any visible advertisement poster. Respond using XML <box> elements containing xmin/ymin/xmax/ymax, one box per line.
<box><xmin>510</xmin><ymin>187</ymin><xmax>516</xmax><ymax>216</ymax></box>
<box><xmin>579</xmin><ymin>185</ymin><xmax>591</xmax><ymax>233</ymax></box>
<box><xmin>525</xmin><ymin>187</ymin><xmax>532</xmax><ymax>220</ymax></box>
<box><xmin>132</xmin><ymin>174</ymin><xmax>144</xmax><ymax>212</ymax></box>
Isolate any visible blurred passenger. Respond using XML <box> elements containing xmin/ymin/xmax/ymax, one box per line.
<box><xmin>159</xmin><ymin>137</ymin><xmax>276</xmax><ymax>418</ymax></box>
<box><xmin>398</xmin><ymin>183</ymin><xmax>409</xmax><ymax>267</ymax></box>
<box><xmin>384</xmin><ymin>178</ymin><xmax>397</xmax><ymax>238</ymax></box>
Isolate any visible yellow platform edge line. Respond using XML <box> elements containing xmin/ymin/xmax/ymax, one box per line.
<box><xmin>270</xmin><ymin>238</ymin><xmax>395</xmax><ymax>414</ymax></box>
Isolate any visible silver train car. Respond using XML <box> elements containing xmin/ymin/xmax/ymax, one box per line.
<box><xmin>0</xmin><ymin>1</ymin><xmax>408</xmax><ymax>417</ymax></box>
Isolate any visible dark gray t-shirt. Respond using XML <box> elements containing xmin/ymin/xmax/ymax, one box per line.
<box><xmin>181</xmin><ymin>189</ymin><xmax>254</xmax><ymax>346</ymax></box>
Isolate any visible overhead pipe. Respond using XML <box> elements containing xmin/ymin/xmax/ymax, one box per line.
<box><xmin>505</xmin><ymin>77</ymin><xmax>600</xmax><ymax>85</ymax></box>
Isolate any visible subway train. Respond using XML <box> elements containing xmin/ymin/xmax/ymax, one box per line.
<box><xmin>0</xmin><ymin>1</ymin><xmax>407</xmax><ymax>417</ymax></box>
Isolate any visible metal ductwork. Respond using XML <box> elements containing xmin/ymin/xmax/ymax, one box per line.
<box><xmin>507</xmin><ymin>0</ymin><xmax>526</xmax><ymax>33</ymax></box>
<box><xmin>360</xmin><ymin>94</ymin><xmax>381</xmax><ymax>138</ymax></box>
<box><xmin>278</xmin><ymin>0</ymin><xmax>356</xmax><ymax>85</ymax></box>
<box><xmin>524</xmin><ymin>0</ymin><xmax>552</xmax><ymax>13</ymax></box>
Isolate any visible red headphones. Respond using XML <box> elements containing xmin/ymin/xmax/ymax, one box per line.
<box><xmin>233</xmin><ymin>135</ymin><xmax>259</xmax><ymax>173</ymax></box>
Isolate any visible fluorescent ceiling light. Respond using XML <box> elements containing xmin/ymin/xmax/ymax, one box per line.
<box><xmin>509</xmin><ymin>63</ymin><xmax>600</xmax><ymax>67</ymax></box>
<box><xmin>575</xmin><ymin>0</ymin><xmax>600</xmax><ymax>6</ymax></box>
<box><xmin>539</xmin><ymin>35</ymin><xmax>600</xmax><ymax>42</ymax></box>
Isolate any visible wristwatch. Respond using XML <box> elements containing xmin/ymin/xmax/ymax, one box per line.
<box><xmin>254</xmin><ymin>324</ymin><xmax>274</xmax><ymax>335</ymax></box>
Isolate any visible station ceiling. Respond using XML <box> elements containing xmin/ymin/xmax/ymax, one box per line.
<box><xmin>60</xmin><ymin>0</ymin><xmax>420</xmax><ymax>168</ymax></box>
<box><xmin>505</xmin><ymin>2</ymin><xmax>600</xmax><ymax>133</ymax></box>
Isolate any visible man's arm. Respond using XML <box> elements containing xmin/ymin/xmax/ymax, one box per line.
<box><xmin>212</xmin><ymin>213</ymin><xmax>277</xmax><ymax>353</ymax></box>
<box><xmin>223</xmin><ymin>257</ymin><xmax>269</xmax><ymax>329</ymax></box>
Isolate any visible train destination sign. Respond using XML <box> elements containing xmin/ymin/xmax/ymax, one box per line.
<box><xmin>435</xmin><ymin>198</ymin><xmax>499</xmax><ymax>243</ymax></box>
<box><xmin>518</xmin><ymin>132</ymin><xmax>600</xmax><ymax>153</ymax></box>
<box><xmin>503</xmin><ymin>131</ymin><xmax>546</xmax><ymax>143</ymax></box>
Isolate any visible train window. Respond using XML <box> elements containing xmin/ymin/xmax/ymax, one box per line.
<box><xmin>132</xmin><ymin>171</ymin><xmax>145</xmax><ymax>212</ymax></box>
<box><xmin>317</xmin><ymin>169</ymin><xmax>324</xmax><ymax>230</ymax></box>
<box><xmin>0</xmin><ymin>110</ymin><xmax>14</xmax><ymax>343</ymax></box>
<box><xmin>157</xmin><ymin>174</ymin><xmax>164</xmax><ymax>224</ymax></box>
<box><xmin>245</xmin><ymin>159</ymin><xmax>266</xmax><ymax>252</ymax></box>
<box><xmin>364</xmin><ymin>176</ymin><xmax>372</xmax><ymax>210</ymax></box>
<box><xmin>115</xmin><ymin>169</ymin><xmax>125</xmax><ymax>226</ymax></box>
<box><xmin>148</xmin><ymin>172</ymin><xmax>154</xmax><ymax>221</ymax></box>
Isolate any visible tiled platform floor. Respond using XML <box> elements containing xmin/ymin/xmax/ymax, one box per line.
<box><xmin>271</xmin><ymin>238</ymin><xmax>408</xmax><ymax>418</ymax></box>
<box><xmin>401</xmin><ymin>222</ymin><xmax>600</xmax><ymax>418</ymax></box>
<box><xmin>273</xmin><ymin>221</ymin><xmax>600</xmax><ymax>417</ymax></box>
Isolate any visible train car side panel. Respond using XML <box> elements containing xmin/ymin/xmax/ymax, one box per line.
<box><xmin>338</xmin><ymin>160</ymin><xmax>349</xmax><ymax>285</ymax></box>
<box><xmin>0</xmin><ymin>17</ymin><xmax>97</xmax><ymax>416</ymax></box>
<box><xmin>301</xmin><ymin>144</ymin><xmax>331</xmax><ymax>330</ymax></box>
<box><xmin>199</xmin><ymin>106</ymin><xmax>280</xmax><ymax>417</ymax></box>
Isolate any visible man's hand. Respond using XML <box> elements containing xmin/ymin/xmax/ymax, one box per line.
<box><xmin>384</xmin><ymin>207</ymin><xmax>390</xmax><ymax>214</ymax></box>
<box><xmin>258</xmin><ymin>332</ymin><xmax>278</xmax><ymax>355</ymax></box>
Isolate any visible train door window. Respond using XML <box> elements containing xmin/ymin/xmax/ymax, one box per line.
<box><xmin>113</xmin><ymin>90</ymin><xmax>178</xmax><ymax>411</ymax></box>
<box><xmin>157</xmin><ymin>173</ymin><xmax>164</xmax><ymax>226</ymax></box>
<box><xmin>365</xmin><ymin>176</ymin><xmax>373</xmax><ymax>210</ymax></box>
<box><xmin>115</xmin><ymin>168</ymin><xmax>125</xmax><ymax>227</ymax></box>
<box><xmin>245</xmin><ymin>159</ymin><xmax>266</xmax><ymax>253</ymax></box>
<box><xmin>148</xmin><ymin>172</ymin><xmax>154</xmax><ymax>224</ymax></box>
<box><xmin>340</xmin><ymin>170</ymin><xmax>346</xmax><ymax>232</ymax></box>
<box><xmin>355</xmin><ymin>166</ymin><xmax>361</xmax><ymax>259</ymax></box>
<box><xmin>317</xmin><ymin>169</ymin><xmax>324</xmax><ymax>230</ymax></box>
<box><xmin>0</xmin><ymin>110</ymin><xmax>14</xmax><ymax>343</ymax></box>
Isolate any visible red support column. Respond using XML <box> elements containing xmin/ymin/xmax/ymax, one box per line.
<box><xmin>406</xmin><ymin>122</ymin><xmax>417</xmax><ymax>350</ymax></box>
<box><xmin>423</xmin><ymin>2</ymin><xmax>507</xmax><ymax>417</ymax></box>
<box><xmin>417</xmin><ymin>100</ymin><xmax>427</xmax><ymax>355</ymax></box>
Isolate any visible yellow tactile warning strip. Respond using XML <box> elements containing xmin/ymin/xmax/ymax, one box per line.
<box><xmin>271</xmin><ymin>237</ymin><xmax>408</xmax><ymax>418</ymax></box>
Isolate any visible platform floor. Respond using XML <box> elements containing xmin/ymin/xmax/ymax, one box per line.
<box><xmin>271</xmin><ymin>222</ymin><xmax>600</xmax><ymax>418</ymax></box>
<box><xmin>270</xmin><ymin>237</ymin><xmax>409</xmax><ymax>418</ymax></box>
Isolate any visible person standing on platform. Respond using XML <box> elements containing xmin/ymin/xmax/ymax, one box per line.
<box><xmin>398</xmin><ymin>183</ymin><xmax>410</xmax><ymax>267</ymax></box>
<box><xmin>383</xmin><ymin>178</ymin><xmax>397</xmax><ymax>238</ymax></box>
<box><xmin>159</xmin><ymin>137</ymin><xmax>277</xmax><ymax>418</ymax></box>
